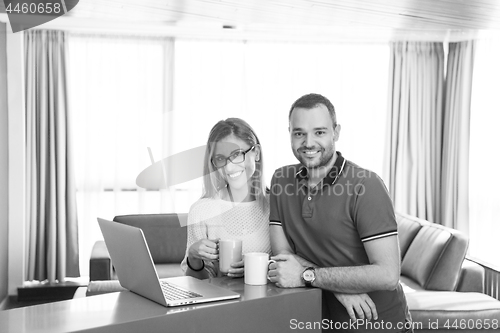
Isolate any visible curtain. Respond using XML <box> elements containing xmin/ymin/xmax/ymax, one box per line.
<box><xmin>441</xmin><ymin>41</ymin><xmax>475</xmax><ymax>231</ymax></box>
<box><xmin>25</xmin><ymin>30</ymin><xmax>79</xmax><ymax>282</ymax></box>
<box><xmin>384</xmin><ymin>42</ymin><xmax>445</xmax><ymax>222</ymax></box>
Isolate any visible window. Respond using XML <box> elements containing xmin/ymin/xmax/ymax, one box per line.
<box><xmin>68</xmin><ymin>35</ymin><xmax>179</xmax><ymax>277</ymax></box>
<box><xmin>468</xmin><ymin>37</ymin><xmax>500</xmax><ymax>268</ymax></box>
<box><xmin>69</xmin><ymin>36</ymin><xmax>390</xmax><ymax>276</ymax></box>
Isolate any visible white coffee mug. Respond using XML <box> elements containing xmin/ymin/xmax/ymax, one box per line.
<box><xmin>219</xmin><ymin>239</ymin><xmax>242</xmax><ymax>274</ymax></box>
<box><xmin>244</xmin><ymin>252</ymin><xmax>275</xmax><ymax>285</ymax></box>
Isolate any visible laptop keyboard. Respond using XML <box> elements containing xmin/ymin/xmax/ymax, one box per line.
<box><xmin>160</xmin><ymin>281</ymin><xmax>202</xmax><ymax>301</ymax></box>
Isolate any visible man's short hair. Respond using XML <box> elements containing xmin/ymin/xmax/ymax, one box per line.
<box><xmin>289</xmin><ymin>93</ymin><xmax>337</xmax><ymax>128</ymax></box>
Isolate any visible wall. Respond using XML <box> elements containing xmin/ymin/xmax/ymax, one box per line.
<box><xmin>0</xmin><ymin>22</ymin><xmax>9</xmax><ymax>307</ymax></box>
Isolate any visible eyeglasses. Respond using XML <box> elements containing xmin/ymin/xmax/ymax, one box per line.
<box><xmin>211</xmin><ymin>146</ymin><xmax>255</xmax><ymax>168</ymax></box>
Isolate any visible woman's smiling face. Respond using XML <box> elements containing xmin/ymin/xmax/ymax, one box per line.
<box><xmin>213</xmin><ymin>134</ymin><xmax>258</xmax><ymax>193</ymax></box>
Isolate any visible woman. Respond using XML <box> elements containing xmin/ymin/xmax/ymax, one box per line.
<box><xmin>181</xmin><ymin>118</ymin><xmax>271</xmax><ymax>279</ymax></box>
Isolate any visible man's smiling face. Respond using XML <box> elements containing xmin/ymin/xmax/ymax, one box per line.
<box><xmin>289</xmin><ymin>103</ymin><xmax>339</xmax><ymax>169</ymax></box>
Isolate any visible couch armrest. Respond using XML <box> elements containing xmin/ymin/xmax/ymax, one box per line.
<box><xmin>456</xmin><ymin>258</ymin><xmax>485</xmax><ymax>293</ymax></box>
<box><xmin>89</xmin><ymin>240</ymin><xmax>112</xmax><ymax>281</ymax></box>
<box><xmin>399</xmin><ymin>213</ymin><xmax>468</xmax><ymax>291</ymax></box>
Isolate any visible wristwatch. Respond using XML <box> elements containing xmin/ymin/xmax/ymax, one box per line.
<box><xmin>302</xmin><ymin>267</ymin><xmax>316</xmax><ymax>287</ymax></box>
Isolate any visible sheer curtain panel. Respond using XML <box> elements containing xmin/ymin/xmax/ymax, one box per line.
<box><xmin>441</xmin><ymin>41</ymin><xmax>475</xmax><ymax>231</ymax></box>
<box><xmin>25</xmin><ymin>30</ymin><xmax>80</xmax><ymax>282</ymax></box>
<box><xmin>384</xmin><ymin>42</ymin><xmax>445</xmax><ymax>222</ymax></box>
<box><xmin>68</xmin><ymin>35</ymin><xmax>176</xmax><ymax>276</ymax></box>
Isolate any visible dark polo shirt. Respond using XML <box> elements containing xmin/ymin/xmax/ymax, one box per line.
<box><xmin>269</xmin><ymin>152</ymin><xmax>411</xmax><ymax>332</ymax></box>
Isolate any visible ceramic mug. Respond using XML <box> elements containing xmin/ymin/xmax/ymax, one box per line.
<box><xmin>244</xmin><ymin>252</ymin><xmax>275</xmax><ymax>285</ymax></box>
<box><xmin>218</xmin><ymin>239</ymin><xmax>242</xmax><ymax>274</ymax></box>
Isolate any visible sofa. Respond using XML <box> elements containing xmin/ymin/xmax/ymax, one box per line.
<box><xmin>87</xmin><ymin>213</ymin><xmax>188</xmax><ymax>295</ymax></box>
<box><xmin>396</xmin><ymin>212</ymin><xmax>500</xmax><ymax>332</ymax></box>
<box><xmin>87</xmin><ymin>212</ymin><xmax>500</xmax><ymax>331</ymax></box>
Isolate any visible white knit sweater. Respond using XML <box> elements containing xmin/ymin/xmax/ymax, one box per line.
<box><xmin>181</xmin><ymin>197</ymin><xmax>271</xmax><ymax>277</ymax></box>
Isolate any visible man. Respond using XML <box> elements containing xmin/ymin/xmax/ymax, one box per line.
<box><xmin>268</xmin><ymin>93</ymin><xmax>412</xmax><ymax>332</ymax></box>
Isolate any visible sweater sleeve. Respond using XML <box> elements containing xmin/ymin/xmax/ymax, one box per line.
<box><xmin>181</xmin><ymin>202</ymin><xmax>218</xmax><ymax>277</ymax></box>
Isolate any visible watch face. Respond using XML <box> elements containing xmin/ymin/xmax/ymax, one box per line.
<box><xmin>303</xmin><ymin>270</ymin><xmax>315</xmax><ymax>281</ymax></box>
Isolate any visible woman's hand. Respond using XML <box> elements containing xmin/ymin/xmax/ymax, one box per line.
<box><xmin>333</xmin><ymin>293</ymin><xmax>378</xmax><ymax>321</ymax></box>
<box><xmin>227</xmin><ymin>260</ymin><xmax>244</xmax><ymax>278</ymax></box>
<box><xmin>187</xmin><ymin>238</ymin><xmax>219</xmax><ymax>269</ymax></box>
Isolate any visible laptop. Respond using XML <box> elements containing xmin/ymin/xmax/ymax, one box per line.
<box><xmin>97</xmin><ymin>217</ymin><xmax>241</xmax><ymax>307</ymax></box>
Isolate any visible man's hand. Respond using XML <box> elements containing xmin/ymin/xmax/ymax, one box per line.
<box><xmin>334</xmin><ymin>293</ymin><xmax>378</xmax><ymax>321</ymax></box>
<box><xmin>268</xmin><ymin>253</ymin><xmax>305</xmax><ymax>288</ymax></box>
